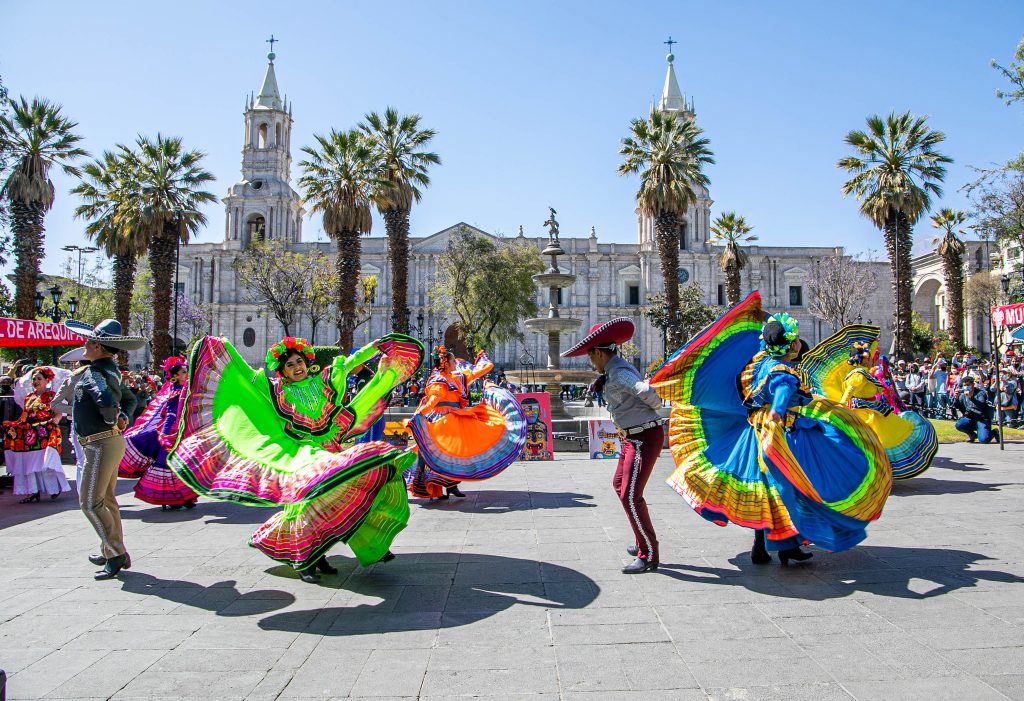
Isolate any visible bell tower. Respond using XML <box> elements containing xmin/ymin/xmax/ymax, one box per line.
<box><xmin>223</xmin><ymin>39</ymin><xmax>304</xmax><ymax>249</ymax></box>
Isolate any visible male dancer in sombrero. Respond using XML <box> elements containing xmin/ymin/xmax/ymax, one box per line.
<box><xmin>62</xmin><ymin>319</ymin><xmax>147</xmax><ymax>580</ymax></box>
<box><xmin>563</xmin><ymin>318</ymin><xmax>665</xmax><ymax>574</ymax></box>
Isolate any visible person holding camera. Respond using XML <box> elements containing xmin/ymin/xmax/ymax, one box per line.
<box><xmin>952</xmin><ymin>375</ymin><xmax>995</xmax><ymax>444</ymax></box>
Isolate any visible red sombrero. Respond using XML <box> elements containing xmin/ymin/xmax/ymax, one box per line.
<box><xmin>561</xmin><ymin>318</ymin><xmax>635</xmax><ymax>357</ymax></box>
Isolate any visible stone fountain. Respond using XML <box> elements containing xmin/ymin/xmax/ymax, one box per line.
<box><xmin>506</xmin><ymin>208</ymin><xmax>596</xmax><ymax>423</ymax></box>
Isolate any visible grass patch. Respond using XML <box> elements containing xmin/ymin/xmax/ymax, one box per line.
<box><xmin>929</xmin><ymin>418</ymin><xmax>1024</xmax><ymax>444</ymax></box>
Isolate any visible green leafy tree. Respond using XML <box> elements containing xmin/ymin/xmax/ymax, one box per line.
<box><xmin>359</xmin><ymin>108</ymin><xmax>440</xmax><ymax>333</ymax></box>
<box><xmin>909</xmin><ymin>313</ymin><xmax>936</xmax><ymax>357</ymax></box>
<box><xmin>709</xmin><ymin>212</ymin><xmax>757</xmax><ymax>306</ymax></box>
<box><xmin>644</xmin><ymin>282</ymin><xmax>721</xmax><ymax>361</ymax></box>
<box><xmin>930</xmin><ymin>208</ymin><xmax>968</xmax><ymax>349</ymax></box>
<box><xmin>993</xmin><ymin>36</ymin><xmax>1024</xmax><ymax>106</ymax></box>
<box><xmin>0</xmin><ymin>96</ymin><xmax>87</xmax><ymax>324</ymax></box>
<box><xmin>304</xmin><ymin>249</ymin><xmax>338</xmax><ymax>345</ymax></box>
<box><xmin>119</xmin><ymin>135</ymin><xmax>216</xmax><ymax>361</ymax></box>
<box><xmin>299</xmin><ymin>129</ymin><xmax>379</xmax><ymax>350</ymax></box>
<box><xmin>428</xmin><ymin>226</ymin><xmax>543</xmax><ymax>352</ymax></box>
<box><xmin>619</xmin><ymin>109</ymin><xmax>714</xmax><ymax>346</ymax></box>
<box><xmin>838</xmin><ymin>112</ymin><xmax>952</xmax><ymax>358</ymax></box>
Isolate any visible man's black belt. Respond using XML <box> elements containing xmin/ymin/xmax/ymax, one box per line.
<box><xmin>620</xmin><ymin>418</ymin><xmax>666</xmax><ymax>436</ymax></box>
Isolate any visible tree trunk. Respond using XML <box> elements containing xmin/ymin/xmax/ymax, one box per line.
<box><xmin>149</xmin><ymin>221</ymin><xmax>177</xmax><ymax>363</ymax></box>
<box><xmin>653</xmin><ymin>212</ymin><xmax>682</xmax><ymax>347</ymax></box>
<box><xmin>726</xmin><ymin>264</ymin><xmax>742</xmax><ymax>307</ymax></box>
<box><xmin>112</xmin><ymin>253</ymin><xmax>138</xmax><ymax>368</ymax></box>
<box><xmin>310</xmin><ymin>320</ymin><xmax>317</xmax><ymax>346</ymax></box>
<box><xmin>883</xmin><ymin>211</ymin><xmax>914</xmax><ymax>359</ymax></box>
<box><xmin>10</xmin><ymin>200</ymin><xmax>45</xmax><ymax>362</ymax></box>
<box><xmin>334</xmin><ymin>228</ymin><xmax>361</xmax><ymax>352</ymax></box>
<box><xmin>941</xmin><ymin>250</ymin><xmax>965</xmax><ymax>350</ymax></box>
<box><xmin>383</xmin><ymin>207</ymin><xmax>411</xmax><ymax>333</ymax></box>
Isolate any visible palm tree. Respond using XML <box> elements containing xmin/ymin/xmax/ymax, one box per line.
<box><xmin>710</xmin><ymin>212</ymin><xmax>757</xmax><ymax>306</ymax></box>
<box><xmin>73</xmin><ymin>150</ymin><xmax>148</xmax><ymax>358</ymax></box>
<box><xmin>359</xmin><ymin>108</ymin><xmax>440</xmax><ymax>333</ymax></box>
<box><xmin>0</xmin><ymin>97</ymin><xmax>87</xmax><ymax>322</ymax></box>
<box><xmin>931</xmin><ymin>207</ymin><xmax>968</xmax><ymax>349</ymax></box>
<box><xmin>838</xmin><ymin>112</ymin><xmax>951</xmax><ymax>358</ymax></box>
<box><xmin>619</xmin><ymin>109</ymin><xmax>714</xmax><ymax>346</ymax></box>
<box><xmin>120</xmin><ymin>135</ymin><xmax>216</xmax><ymax>361</ymax></box>
<box><xmin>299</xmin><ymin>129</ymin><xmax>379</xmax><ymax>351</ymax></box>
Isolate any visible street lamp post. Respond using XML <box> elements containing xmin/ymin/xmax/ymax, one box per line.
<box><xmin>34</xmin><ymin>285</ymin><xmax>79</xmax><ymax>363</ymax></box>
<box><xmin>61</xmin><ymin>244</ymin><xmax>98</xmax><ymax>296</ymax></box>
<box><xmin>995</xmin><ymin>273</ymin><xmax>1010</xmax><ymax>451</ymax></box>
<box><xmin>172</xmin><ymin>210</ymin><xmax>184</xmax><ymax>356</ymax></box>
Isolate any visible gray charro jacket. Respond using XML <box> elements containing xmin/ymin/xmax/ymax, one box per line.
<box><xmin>603</xmin><ymin>355</ymin><xmax>662</xmax><ymax>429</ymax></box>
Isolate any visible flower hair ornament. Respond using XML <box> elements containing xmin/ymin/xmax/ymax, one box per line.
<box><xmin>431</xmin><ymin>344</ymin><xmax>454</xmax><ymax>368</ymax></box>
<box><xmin>31</xmin><ymin>367</ymin><xmax>55</xmax><ymax>382</ymax></box>
<box><xmin>161</xmin><ymin>355</ymin><xmax>187</xmax><ymax>379</ymax></box>
<box><xmin>759</xmin><ymin>312</ymin><xmax>800</xmax><ymax>357</ymax></box>
<box><xmin>266</xmin><ymin>337</ymin><xmax>316</xmax><ymax>374</ymax></box>
<box><xmin>847</xmin><ymin>341</ymin><xmax>872</xmax><ymax>365</ymax></box>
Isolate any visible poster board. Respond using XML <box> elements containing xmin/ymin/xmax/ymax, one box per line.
<box><xmin>588</xmin><ymin>419</ymin><xmax>622</xmax><ymax>459</ymax></box>
<box><xmin>383</xmin><ymin>420</ymin><xmax>412</xmax><ymax>449</ymax></box>
<box><xmin>517</xmin><ymin>392</ymin><xmax>554</xmax><ymax>461</ymax></box>
<box><xmin>0</xmin><ymin>317</ymin><xmax>85</xmax><ymax>348</ymax></box>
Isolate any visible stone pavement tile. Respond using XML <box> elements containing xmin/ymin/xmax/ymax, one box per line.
<box><xmin>859</xmin><ymin>595</ymin><xmax>1007</xmax><ymax>630</ymax></box>
<box><xmin>420</xmin><ymin>695</ymin><xmax>560</xmax><ymax>701</ymax></box>
<box><xmin>348</xmin><ymin>648</ymin><xmax>430</xmax><ymax>697</ymax></box>
<box><xmin>427</xmin><ymin>644</ymin><xmax>555</xmax><ymax>671</ymax></box>
<box><xmin>789</xmin><ymin>634</ymin><xmax>899</xmax><ymax>682</ymax></box>
<box><xmin>656</xmin><ymin>603</ymin><xmax>787</xmax><ymax>641</ymax></box>
<box><xmin>550</xmin><ymin>606</ymin><xmax>660</xmax><ymax>626</ymax></box>
<box><xmin>674</xmin><ymin>635</ymin><xmax>806</xmax><ymax>665</ymax></box>
<box><xmin>618</xmin><ymin>642</ymin><xmax>701</xmax><ymax>690</ymax></box>
<box><xmin>909</xmin><ymin>623</ymin><xmax>1024</xmax><ymax>650</ymax></box>
<box><xmin>552</xmin><ymin>621</ymin><xmax>671</xmax><ymax>646</ymax></box>
<box><xmin>689</xmin><ymin>655</ymin><xmax>833</xmax><ymax>689</ymax></box>
<box><xmin>768</xmin><ymin>611</ymin><xmax>897</xmax><ymax>637</ymax></box>
<box><xmin>420</xmin><ymin>666</ymin><xmax>560</xmax><ymax>696</ymax></box>
<box><xmin>245</xmin><ymin>669</ymin><xmax>296</xmax><ymax>700</ymax></box>
<box><xmin>0</xmin><ymin>614</ymin><xmax>108</xmax><ymax>648</ymax></box>
<box><xmin>0</xmin><ymin>646</ymin><xmax>51</xmax><ymax>675</ymax></box>
<box><xmin>278</xmin><ymin>648</ymin><xmax>370</xmax><ymax>698</ymax></box>
<box><xmin>5</xmin><ymin>647</ymin><xmax>108</xmax><ymax>699</ymax></box>
<box><xmin>704</xmin><ymin>682</ymin><xmax>856</xmax><ymax>700</ymax></box>
<box><xmin>850</xmin><ymin>632</ymin><xmax>968</xmax><ymax>678</ymax></box>
<box><xmin>90</xmin><ymin>613</ymin><xmax>215</xmax><ymax>632</ymax></box>
<box><xmin>554</xmin><ymin>644</ymin><xmax>631</xmax><ymax>692</ymax></box>
<box><xmin>980</xmin><ymin>674</ymin><xmax>1024</xmax><ymax>700</ymax></box>
<box><xmin>112</xmin><ymin>670</ymin><xmax>266</xmax><ymax>699</ymax></box>
<box><xmin>980</xmin><ymin>605</ymin><xmax>1024</xmax><ymax>624</ymax></box>
<box><xmin>391</xmin><ymin>584</ymin><xmax>451</xmax><ymax>613</ymax></box>
<box><xmin>45</xmin><ymin>648</ymin><xmax>165</xmax><ymax>698</ymax></box>
<box><xmin>179</xmin><ymin>621</ymin><xmax>300</xmax><ymax>649</ymax></box>
<box><xmin>943</xmin><ymin>646</ymin><xmax>1024</xmax><ymax>676</ymax></box>
<box><xmin>0</xmin><ymin>587</ymin><xmax>76</xmax><ymax>619</ymax></box>
<box><xmin>64</xmin><ymin>628</ymin><xmax>196</xmax><ymax>650</ymax></box>
<box><xmin>564</xmin><ymin>693</ymin><xmax>705</xmax><ymax>701</ymax></box>
<box><xmin>150</xmin><ymin>647</ymin><xmax>285</xmax><ymax>672</ymax></box>
<box><xmin>436</xmin><ymin>608</ymin><xmax>551</xmax><ymax>648</ymax></box>
<box><xmin>843</xmin><ymin>676</ymin><xmax>1009</xmax><ymax>701</ymax></box>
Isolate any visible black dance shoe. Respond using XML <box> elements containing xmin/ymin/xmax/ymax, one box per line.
<box><xmin>88</xmin><ymin>554</ymin><xmax>107</xmax><ymax>566</ymax></box>
<box><xmin>447</xmin><ymin>485</ymin><xmax>466</xmax><ymax>498</ymax></box>
<box><xmin>621</xmin><ymin>557</ymin><xmax>658</xmax><ymax>574</ymax></box>
<box><xmin>626</xmin><ymin>545</ymin><xmax>638</xmax><ymax>557</ymax></box>
<box><xmin>377</xmin><ymin>550</ymin><xmax>396</xmax><ymax>564</ymax></box>
<box><xmin>183</xmin><ymin>500</ymin><xmax>197</xmax><ymax>510</ymax></box>
<box><xmin>19</xmin><ymin>492</ymin><xmax>40</xmax><ymax>504</ymax></box>
<box><xmin>314</xmin><ymin>557</ymin><xmax>339</xmax><ymax>574</ymax></box>
<box><xmin>297</xmin><ymin>569</ymin><xmax>321</xmax><ymax>583</ymax></box>
<box><xmin>94</xmin><ymin>554</ymin><xmax>126</xmax><ymax>580</ymax></box>
<box><xmin>778</xmin><ymin>547</ymin><xmax>813</xmax><ymax>566</ymax></box>
<box><xmin>751</xmin><ymin>529</ymin><xmax>772</xmax><ymax>564</ymax></box>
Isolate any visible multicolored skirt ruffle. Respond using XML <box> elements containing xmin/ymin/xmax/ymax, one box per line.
<box><xmin>653</xmin><ymin>291</ymin><xmax>892</xmax><ymax>553</ymax></box>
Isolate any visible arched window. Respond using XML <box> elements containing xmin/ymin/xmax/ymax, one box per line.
<box><xmin>244</xmin><ymin>214</ymin><xmax>266</xmax><ymax>248</ymax></box>
<box><xmin>679</xmin><ymin>221</ymin><xmax>688</xmax><ymax>251</ymax></box>
<box><xmin>258</xmin><ymin>123</ymin><xmax>268</xmax><ymax>148</ymax></box>
<box><xmin>275</xmin><ymin>122</ymin><xmax>282</xmax><ymax>146</ymax></box>
<box><xmin>243</xmin><ymin>328</ymin><xmax>256</xmax><ymax>347</ymax></box>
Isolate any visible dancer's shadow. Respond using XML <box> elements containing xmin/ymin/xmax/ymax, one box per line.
<box><xmin>118</xmin><ymin>571</ymin><xmax>296</xmax><ymax>616</ymax></box>
<box><xmin>890</xmin><ymin>478</ymin><xmax>1010</xmax><ymax>496</ymax></box>
<box><xmin>258</xmin><ymin>552</ymin><xmax>599</xmax><ymax>635</ymax></box>
<box><xmin>414</xmin><ymin>490</ymin><xmax>596</xmax><ymax>513</ymax></box>
<box><xmin>657</xmin><ymin>545</ymin><xmax>1023</xmax><ymax>601</ymax></box>
<box><xmin>929</xmin><ymin>455</ymin><xmax>988</xmax><ymax>473</ymax></box>
<box><xmin>119</xmin><ymin>500</ymin><xmax>276</xmax><ymax>525</ymax></box>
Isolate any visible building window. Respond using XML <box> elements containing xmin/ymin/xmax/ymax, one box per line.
<box><xmin>175</xmin><ymin>282</ymin><xmax>185</xmax><ymax>295</ymax></box>
<box><xmin>275</xmin><ymin>122</ymin><xmax>282</xmax><ymax>146</ymax></box>
<box><xmin>789</xmin><ymin>285</ymin><xmax>803</xmax><ymax>307</ymax></box>
<box><xmin>242</xmin><ymin>328</ymin><xmax>256</xmax><ymax>347</ymax></box>
<box><xmin>557</xmin><ymin>288</ymin><xmax>564</xmax><ymax>306</ymax></box>
<box><xmin>679</xmin><ymin>221</ymin><xmax>688</xmax><ymax>251</ymax></box>
<box><xmin>627</xmin><ymin>285</ymin><xmax>640</xmax><ymax>305</ymax></box>
<box><xmin>258</xmin><ymin>123</ymin><xmax>268</xmax><ymax>149</ymax></box>
<box><xmin>717</xmin><ymin>284</ymin><xmax>725</xmax><ymax>306</ymax></box>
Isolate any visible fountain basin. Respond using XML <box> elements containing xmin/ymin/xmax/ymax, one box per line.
<box><xmin>524</xmin><ymin>317</ymin><xmax>582</xmax><ymax>335</ymax></box>
<box><xmin>532</xmin><ymin>272</ymin><xmax>577</xmax><ymax>289</ymax></box>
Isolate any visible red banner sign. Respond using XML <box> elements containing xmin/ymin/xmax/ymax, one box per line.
<box><xmin>0</xmin><ymin>317</ymin><xmax>86</xmax><ymax>348</ymax></box>
<box><xmin>993</xmin><ymin>303</ymin><xmax>1024</xmax><ymax>328</ymax></box>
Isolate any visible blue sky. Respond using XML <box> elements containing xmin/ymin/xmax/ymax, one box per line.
<box><xmin>3</xmin><ymin>0</ymin><xmax>1023</xmax><ymax>280</ymax></box>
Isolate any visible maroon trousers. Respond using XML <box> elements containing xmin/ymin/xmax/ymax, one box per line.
<box><xmin>612</xmin><ymin>425</ymin><xmax>663</xmax><ymax>563</ymax></box>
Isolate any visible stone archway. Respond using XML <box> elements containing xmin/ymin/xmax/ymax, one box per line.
<box><xmin>913</xmin><ymin>278</ymin><xmax>943</xmax><ymax>331</ymax></box>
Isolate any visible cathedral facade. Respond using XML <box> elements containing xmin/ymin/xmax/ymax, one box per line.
<box><xmin>177</xmin><ymin>51</ymin><xmax>893</xmax><ymax>369</ymax></box>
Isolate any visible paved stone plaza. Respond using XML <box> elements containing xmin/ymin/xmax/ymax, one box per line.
<box><xmin>1</xmin><ymin>442</ymin><xmax>1023</xmax><ymax>700</ymax></box>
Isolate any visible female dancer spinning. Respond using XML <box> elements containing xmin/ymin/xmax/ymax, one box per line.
<box><xmin>3</xmin><ymin>367</ymin><xmax>71</xmax><ymax>502</ymax></box>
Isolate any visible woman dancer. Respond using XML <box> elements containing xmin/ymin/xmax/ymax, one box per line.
<box><xmin>651</xmin><ymin>292</ymin><xmax>892</xmax><ymax>564</ymax></box>
<box><xmin>168</xmin><ymin>334</ymin><xmax>422</xmax><ymax>582</ymax></box>
<box><xmin>3</xmin><ymin>367</ymin><xmax>71</xmax><ymax>502</ymax></box>
<box><xmin>119</xmin><ymin>356</ymin><xmax>199</xmax><ymax>510</ymax></box>
<box><xmin>801</xmin><ymin>327</ymin><xmax>938</xmax><ymax>479</ymax></box>
<box><xmin>405</xmin><ymin>346</ymin><xmax>527</xmax><ymax>500</ymax></box>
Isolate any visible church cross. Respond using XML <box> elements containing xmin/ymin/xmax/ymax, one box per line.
<box><xmin>266</xmin><ymin>35</ymin><xmax>278</xmax><ymax>52</ymax></box>
<box><xmin>664</xmin><ymin>36</ymin><xmax>676</xmax><ymax>53</ymax></box>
